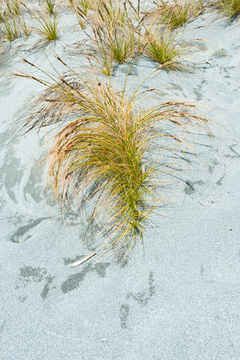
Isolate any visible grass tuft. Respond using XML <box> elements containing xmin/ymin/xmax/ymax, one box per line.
<box><xmin>95</xmin><ymin>24</ymin><xmax>140</xmax><ymax>65</ymax></box>
<box><xmin>0</xmin><ymin>16</ymin><xmax>19</xmax><ymax>41</ymax></box>
<box><xmin>21</xmin><ymin>3</ymin><xmax>59</xmax><ymax>41</ymax></box>
<box><xmin>67</xmin><ymin>0</ymin><xmax>97</xmax><ymax>28</ymax></box>
<box><xmin>80</xmin><ymin>0</ymin><xmax>143</xmax><ymax>75</ymax></box>
<box><xmin>158</xmin><ymin>0</ymin><xmax>191</xmax><ymax>29</ymax></box>
<box><xmin>147</xmin><ymin>0</ymin><xmax>204</xmax><ymax>29</ymax></box>
<box><xmin>5</xmin><ymin>0</ymin><xmax>21</xmax><ymax>16</ymax></box>
<box><xmin>17</xmin><ymin>59</ymin><xmax>209</xmax><ymax>262</ymax></box>
<box><xmin>213</xmin><ymin>0</ymin><xmax>240</xmax><ymax>18</ymax></box>
<box><xmin>36</xmin><ymin>14</ymin><xmax>59</xmax><ymax>40</ymax></box>
<box><xmin>42</xmin><ymin>0</ymin><xmax>55</xmax><ymax>15</ymax></box>
<box><xmin>143</xmin><ymin>28</ymin><xmax>186</xmax><ymax>70</ymax></box>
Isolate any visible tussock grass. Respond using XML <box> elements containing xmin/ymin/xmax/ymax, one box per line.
<box><xmin>0</xmin><ymin>0</ymin><xmax>22</xmax><ymax>39</ymax></box>
<box><xmin>67</xmin><ymin>0</ymin><xmax>98</xmax><ymax>28</ymax></box>
<box><xmin>191</xmin><ymin>0</ymin><xmax>205</xmax><ymax>16</ymax></box>
<box><xmin>21</xmin><ymin>3</ymin><xmax>59</xmax><ymax>41</ymax></box>
<box><xmin>88</xmin><ymin>29</ymin><xmax>113</xmax><ymax>76</ymax></box>
<box><xmin>5</xmin><ymin>0</ymin><xmax>21</xmax><ymax>16</ymax></box>
<box><xmin>159</xmin><ymin>0</ymin><xmax>191</xmax><ymax>29</ymax></box>
<box><xmin>0</xmin><ymin>1</ymin><xmax>30</xmax><ymax>41</ymax></box>
<box><xmin>80</xmin><ymin>0</ymin><xmax>143</xmax><ymax>75</ymax></box>
<box><xmin>92</xmin><ymin>23</ymin><xmax>140</xmax><ymax>65</ymax></box>
<box><xmin>0</xmin><ymin>16</ymin><xmax>19</xmax><ymax>41</ymax></box>
<box><xmin>68</xmin><ymin>0</ymin><xmax>96</xmax><ymax>14</ymax></box>
<box><xmin>74</xmin><ymin>0</ymin><xmax>129</xmax><ymax>29</ymax></box>
<box><xmin>42</xmin><ymin>0</ymin><xmax>55</xmax><ymax>15</ymax></box>
<box><xmin>213</xmin><ymin>0</ymin><xmax>240</xmax><ymax>18</ymax></box>
<box><xmin>17</xmin><ymin>58</ymin><xmax>209</xmax><ymax>262</ymax></box>
<box><xmin>95</xmin><ymin>0</ymin><xmax>127</xmax><ymax>28</ymax></box>
<box><xmin>148</xmin><ymin>0</ymin><xmax>204</xmax><ymax>29</ymax></box>
<box><xmin>143</xmin><ymin>27</ymin><xmax>186</xmax><ymax>70</ymax></box>
<box><xmin>36</xmin><ymin>14</ymin><xmax>59</xmax><ymax>40</ymax></box>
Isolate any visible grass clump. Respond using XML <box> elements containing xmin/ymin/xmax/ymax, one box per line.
<box><xmin>149</xmin><ymin>0</ymin><xmax>204</xmax><ymax>29</ymax></box>
<box><xmin>213</xmin><ymin>0</ymin><xmax>240</xmax><ymax>18</ymax></box>
<box><xmin>0</xmin><ymin>16</ymin><xmax>19</xmax><ymax>41</ymax></box>
<box><xmin>0</xmin><ymin>0</ymin><xmax>23</xmax><ymax>41</ymax></box>
<box><xmin>94</xmin><ymin>0</ymin><xmax>127</xmax><ymax>28</ymax></box>
<box><xmin>67</xmin><ymin>0</ymin><xmax>98</xmax><ymax>28</ymax></box>
<box><xmin>143</xmin><ymin>28</ymin><xmax>186</xmax><ymax>70</ymax></box>
<box><xmin>0</xmin><ymin>2</ymin><xmax>30</xmax><ymax>41</ymax></box>
<box><xmin>81</xmin><ymin>0</ymin><xmax>142</xmax><ymax>75</ymax></box>
<box><xmin>20</xmin><ymin>14</ymin><xmax>30</xmax><ymax>37</ymax></box>
<box><xmin>93</xmin><ymin>24</ymin><xmax>140</xmax><ymax>65</ymax></box>
<box><xmin>191</xmin><ymin>0</ymin><xmax>205</xmax><ymax>16</ymax></box>
<box><xmin>21</xmin><ymin>3</ymin><xmax>59</xmax><ymax>41</ymax></box>
<box><xmin>158</xmin><ymin>0</ymin><xmax>191</xmax><ymax>29</ymax></box>
<box><xmin>5</xmin><ymin>0</ymin><xmax>21</xmax><ymax>16</ymax></box>
<box><xmin>42</xmin><ymin>0</ymin><xmax>55</xmax><ymax>15</ymax></box>
<box><xmin>36</xmin><ymin>14</ymin><xmax>59</xmax><ymax>40</ymax></box>
<box><xmin>69</xmin><ymin>0</ymin><xmax>96</xmax><ymax>14</ymax></box>
<box><xmin>17</xmin><ymin>58</ymin><xmax>209</xmax><ymax>263</ymax></box>
<box><xmin>0</xmin><ymin>12</ymin><xmax>4</xmax><ymax>24</ymax></box>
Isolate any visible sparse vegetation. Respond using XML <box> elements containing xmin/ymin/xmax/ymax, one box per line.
<box><xmin>0</xmin><ymin>4</ymin><xmax>4</xmax><ymax>23</ymax></box>
<box><xmin>67</xmin><ymin>0</ymin><xmax>97</xmax><ymax>28</ymax></box>
<box><xmin>191</xmin><ymin>0</ymin><xmax>205</xmax><ymax>17</ymax></box>
<box><xmin>0</xmin><ymin>0</ymin><xmax>23</xmax><ymax>41</ymax></box>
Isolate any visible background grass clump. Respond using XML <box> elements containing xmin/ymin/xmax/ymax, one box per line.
<box><xmin>143</xmin><ymin>27</ymin><xmax>186</xmax><ymax>69</ymax></box>
<box><xmin>80</xmin><ymin>0</ymin><xmax>143</xmax><ymax>75</ymax></box>
<box><xmin>159</xmin><ymin>0</ymin><xmax>191</xmax><ymax>29</ymax></box>
<box><xmin>214</xmin><ymin>0</ymin><xmax>240</xmax><ymax>18</ymax></box>
<box><xmin>148</xmin><ymin>0</ymin><xmax>204</xmax><ymax>29</ymax></box>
